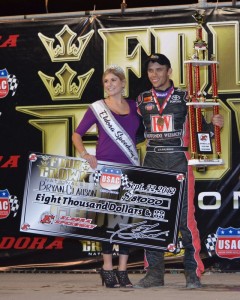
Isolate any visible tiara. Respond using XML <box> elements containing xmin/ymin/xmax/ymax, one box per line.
<box><xmin>105</xmin><ymin>64</ymin><xmax>125</xmax><ymax>74</ymax></box>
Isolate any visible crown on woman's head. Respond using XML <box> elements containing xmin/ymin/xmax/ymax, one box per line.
<box><xmin>105</xmin><ymin>64</ymin><xmax>125</xmax><ymax>74</ymax></box>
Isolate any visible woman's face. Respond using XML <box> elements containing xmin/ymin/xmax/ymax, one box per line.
<box><xmin>103</xmin><ymin>72</ymin><xmax>125</xmax><ymax>97</ymax></box>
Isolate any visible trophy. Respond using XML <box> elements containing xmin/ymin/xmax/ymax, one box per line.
<box><xmin>184</xmin><ymin>11</ymin><xmax>224</xmax><ymax>168</ymax></box>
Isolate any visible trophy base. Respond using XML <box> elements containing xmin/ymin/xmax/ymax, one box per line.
<box><xmin>186</xmin><ymin>102</ymin><xmax>219</xmax><ymax>107</ymax></box>
<box><xmin>184</xmin><ymin>60</ymin><xmax>219</xmax><ymax>66</ymax></box>
<box><xmin>188</xmin><ymin>158</ymin><xmax>224</xmax><ymax>166</ymax></box>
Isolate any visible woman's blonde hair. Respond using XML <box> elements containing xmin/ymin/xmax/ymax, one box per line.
<box><xmin>102</xmin><ymin>65</ymin><xmax>126</xmax><ymax>83</ymax></box>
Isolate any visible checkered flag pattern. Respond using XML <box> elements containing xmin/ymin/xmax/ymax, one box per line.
<box><xmin>204</xmin><ymin>233</ymin><xmax>217</xmax><ymax>257</ymax></box>
<box><xmin>121</xmin><ymin>174</ymin><xmax>129</xmax><ymax>187</ymax></box>
<box><xmin>8</xmin><ymin>74</ymin><xmax>19</xmax><ymax>96</ymax></box>
<box><xmin>9</xmin><ymin>195</ymin><xmax>20</xmax><ymax>217</ymax></box>
<box><xmin>93</xmin><ymin>170</ymin><xmax>102</xmax><ymax>185</ymax></box>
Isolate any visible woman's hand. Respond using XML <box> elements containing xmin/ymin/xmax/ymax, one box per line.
<box><xmin>82</xmin><ymin>153</ymin><xmax>98</xmax><ymax>169</ymax></box>
<box><xmin>72</xmin><ymin>133</ymin><xmax>98</xmax><ymax>169</ymax></box>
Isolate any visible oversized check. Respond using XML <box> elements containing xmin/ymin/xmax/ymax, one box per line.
<box><xmin>20</xmin><ymin>153</ymin><xmax>186</xmax><ymax>252</ymax></box>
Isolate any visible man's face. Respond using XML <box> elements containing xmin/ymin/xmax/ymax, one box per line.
<box><xmin>147</xmin><ymin>61</ymin><xmax>172</xmax><ymax>90</ymax></box>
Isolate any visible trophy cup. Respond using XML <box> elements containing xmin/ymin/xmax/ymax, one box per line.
<box><xmin>184</xmin><ymin>11</ymin><xmax>224</xmax><ymax>168</ymax></box>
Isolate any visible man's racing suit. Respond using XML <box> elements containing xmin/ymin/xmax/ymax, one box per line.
<box><xmin>137</xmin><ymin>83</ymin><xmax>214</xmax><ymax>281</ymax></box>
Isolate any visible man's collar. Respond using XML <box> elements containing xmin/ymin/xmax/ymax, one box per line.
<box><xmin>153</xmin><ymin>80</ymin><xmax>174</xmax><ymax>92</ymax></box>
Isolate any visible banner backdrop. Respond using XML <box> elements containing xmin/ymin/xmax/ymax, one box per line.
<box><xmin>0</xmin><ymin>7</ymin><xmax>240</xmax><ymax>271</ymax></box>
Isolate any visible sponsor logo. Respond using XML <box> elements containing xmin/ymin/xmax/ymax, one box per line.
<box><xmin>167</xmin><ymin>243</ymin><xmax>176</xmax><ymax>252</ymax></box>
<box><xmin>155</xmin><ymin>91</ymin><xmax>168</xmax><ymax>97</ymax></box>
<box><xmin>40</xmin><ymin>212</ymin><xmax>55</xmax><ymax>224</ymax></box>
<box><xmin>0</xmin><ymin>155</ymin><xmax>21</xmax><ymax>168</ymax></box>
<box><xmin>100</xmin><ymin>167</ymin><xmax>122</xmax><ymax>190</ymax></box>
<box><xmin>0</xmin><ymin>34</ymin><xmax>20</xmax><ymax>48</ymax></box>
<box><xmin>215</xmin><ymin>227</ymin><xmax>240</xmax><ymax>259</ymax></box>
<box><xmin>55</xmin><ymin>216</ymin><xmax>97</xmax><ymax>229</ymax></box>
<box><xmin>0</xmin><ymin>189</ymin><xmax>10</xmax><ymax>218</ymax></box>
<box><xmin>0</xmin><ymin>69</ymin><xmax>19</xmax><ymax>98</ymax></box>
<box><xmin>0</xmin><ymin>189</ymin><xmax>19</xmax><ymax>218</ymax></box>
<box><xmin>169</xmin><ymin>94</ymin><xmax>181</xmax><ymax>103</ymax></box>
<box><xmin>176</xmin><ymin>173</ymin><xmax>185</xmax><ymax>182</ymax></box>
<box><xmin>21</xmin><ymin>223</ymin><xmax>30</xmax><ymax>231</ymax></box>
<box><xmin>145</xmin><ymin>103</ymin><xmax>155</xmax><ymax>111</ymax></box>
<box><xmin>0</xmin><ymin>236</ymin><xmax>64</xmax><ymax>249</ymax></box>
<box><xmin>82</xmin><ymin>240</ymin><xmax>119</xmax><ymax>256</ymax></box>
<box><xmin>29</xmin><ymin>153</ymin><xmax>38</xmax><ymax>162</ymax></box>
<box><xmin>0</xmin><ymin>69</ymin><xmax>9</xmax><ymax>98</ymax></box>
<box><xmin>38</xmin><ymin>213</ymin><xmax>98</xmax><ymax>229</ymax></box>
<box><xmin>200</xmin><ymin>134</ymin><xmax>208</xmax><ymax>141</ymax></box>
<box><xmin>143</xmin><ymin>96</ymin><xmax>152</xmax><ymax>103</ymax></box>
<box><xmin>151</xmin><ymin>114</ymin><xmax>173</xmax><ymax>132</ymax></box>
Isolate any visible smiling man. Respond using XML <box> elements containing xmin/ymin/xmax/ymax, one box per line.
<box><xmin>135</xmin><ymin>53</ymin><xmax>224</xmax><ymax>289</ymax></box>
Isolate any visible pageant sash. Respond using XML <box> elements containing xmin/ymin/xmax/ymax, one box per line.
<box><xmin>91</xmin><ymin>100</ymin><xmax>140</xmax><ymax>166</ymax></box>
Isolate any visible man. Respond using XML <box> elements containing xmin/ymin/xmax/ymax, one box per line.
<box><xmin>135</xmin><ymin>53</ymin><xmax>224</xmax><ymax>289</ymax></box>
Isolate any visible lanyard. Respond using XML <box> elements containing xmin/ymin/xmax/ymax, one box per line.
<box><xmin>151</xmin><ymin>85</ymin><xmax>174</xmax><ymax>115</ymax></box>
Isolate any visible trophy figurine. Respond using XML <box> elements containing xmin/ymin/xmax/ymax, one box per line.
<box><xmin>184</xmin><ymin>11</ymin><xmax>224</xmax><ymax>168</ymax></box>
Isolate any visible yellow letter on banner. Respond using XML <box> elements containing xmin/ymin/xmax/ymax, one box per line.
<box><xmin>98</xmin><ymin>27</ymin><xmax>152</xmax><ymax>96</ymax></box>
<box><xmin>208</xmin><ymin>21</ymin><xmax>240</xmax><ymax>93</ymax></box>
<box><xmin>150</xmin><ymin>23</ymin><xmax>207</xmax><ymax>88</ymax></box>
<box><xmin>16</xmin><ymin>105</ymin><xmax>97</xmax><ymax>156</ymax></box>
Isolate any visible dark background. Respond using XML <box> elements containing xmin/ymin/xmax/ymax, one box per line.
<box><xmin>0</xmin><ymin>0</ymin><xmax>233</xmax><ymax>17</ymax></box>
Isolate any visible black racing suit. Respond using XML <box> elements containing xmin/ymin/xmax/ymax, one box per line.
<box><xmin>137</xmin><ymin>83</ymin><xmax>214</xmax><ymax>278</ymax></box>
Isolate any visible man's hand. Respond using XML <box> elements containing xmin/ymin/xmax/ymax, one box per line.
<box><xmin>212</xmin><ymin>114</ymin><xmax>224</xmax><ymax>128</ymax></box>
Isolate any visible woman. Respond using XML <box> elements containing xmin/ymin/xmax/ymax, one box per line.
<box><xmin>72</xmin><ymin>65</ymin><xmax>142</xmax><ymax>288</ymax></box>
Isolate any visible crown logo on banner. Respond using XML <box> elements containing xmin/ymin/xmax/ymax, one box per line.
<box><xmin>38</xmin><ymin>63</ymin><xmax>95</xmax><ymax>100</ymax></box>
<box><xmin>38</xmin><ymin>25</ymin><xmax>94</xmax><ymax>62</ymax></box>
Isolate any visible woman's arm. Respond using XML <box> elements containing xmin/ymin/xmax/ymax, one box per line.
<box><xmin>72</xmin><ymin>132</ymin><xmax>98</xmax><ymax>169</ymax></box>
